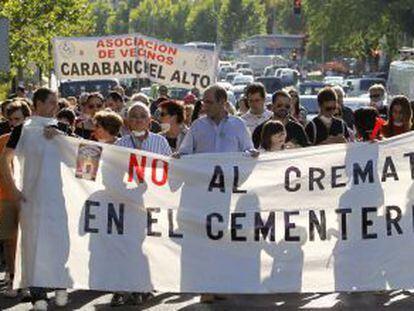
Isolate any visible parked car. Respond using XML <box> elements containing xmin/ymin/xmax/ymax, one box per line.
<box><xmin>236</xmin><ymin>68</ymin><xmax>254</xmax><ymax>76</ymax></box>
<box><xmin>218</xmin><ymin>66</ymin><xmax>236</xmax><ymax>81</ymax></box>
<box><xmin>169</xmin><ymin>87</ymin><xmax>190</xmax><ymax>100</ymax></box>
<box><xmin>323</xmin><ymin>76</ymin><xmax>344</xmax><ymax>86</ymax></box>
<box><xmin>343</xmin><ymin>97</ymin><xmax>370</xmax><ymax>111</ymax></box>
<box><xmin>226</xmin><ymin>72</ymin><xmax>241</xmax><ymax>83</ymax></box>
<box><xmin>217</xmin><ymin>81</ymin><xmax>233</xmax><ymax>91</ymax></box>
<box><xmin>227</xmin><ymin>90</ymin><xmax>237</xmax><ymax>106</ymax></box>
<box><xmin>235</xmin><ymin>62</ymin><xmax>250</xmax><ymax>70</ymax></box>
<box><xmin>300</xmin><ymin>95</ymin><xmax>319</xmax><ymax>122</ymax></box>
<box><xmin>255</xmin><ymin>77</ymin><xmax>284</xmax><ymax>94</ymax></box>
<box><xmin>232</xmin><ymin>75</ymin><xmax>254</xmax><ymax>86</ymax></box>
<box><xmin>275</xmin><ymin>68</ymin><xmax>300</xmax><ymax>86</ymax></box>
<box><xmin>345</xmin><ymin>78</ymin><xmax>386</xmax><ymax>97</ymax></box>
<box><xmin>299</xmin><ymin>81</ymin><xmax>328</xmax><ymax>95</ymax></box>
<box><xmin>59</xmin><ymin>79</ymin><xmax>120</xmax><ymax>98</ymax></box>
<box><xmin>232</xmin><ymin>85</ymin><xmax>248</xmax><ymax>101</ymax></box>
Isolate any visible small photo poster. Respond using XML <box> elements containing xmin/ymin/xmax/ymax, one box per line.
<box><xmin>75</xmin><ymin>144</ymin><xmax>102</xmax><ymax>181</ymax></box>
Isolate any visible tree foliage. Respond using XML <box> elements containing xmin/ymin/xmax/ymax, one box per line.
<box><xmin>304</xmin><ymin>0</ymin><xmax>413</xmax><ymax>59</ymax></box>
<box><xmin>90</xmin><ymin>0</ymin><xmax>112</xmax><ymax>36</ymax></box>
<box><xmin>3</xmin><ymin>0</ymin><xmax>412</xmax><ymax>77</ymax></box>
<box><xmin>107</xmin><ymin>0</ymin><xmax>130</xmax><ymax>35</ymax></box>
<box><xmin>218</xmin><ymin>0</ymin><xmax>266</xmax><ymax>50</ymax></box>
<box><xmin>0</xmin><ymin>0</ymin><xmax>94</xmax><ymax>72</ymax></box>
<box><xmin>185</xmin><ymin>0</ymin><xmax>220</xmax><ymax>43</ymax></box>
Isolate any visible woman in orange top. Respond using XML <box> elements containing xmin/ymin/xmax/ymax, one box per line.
<box><xmin>0</xmin><ymin>100</ymin><xmax>31</xmax><ymax>297</ymax></box>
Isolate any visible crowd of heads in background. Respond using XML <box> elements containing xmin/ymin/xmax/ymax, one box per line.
<box><xmin>0</xmin><ymin>81</ymin><xmax>413</xmax><ymax>153</ymax></box>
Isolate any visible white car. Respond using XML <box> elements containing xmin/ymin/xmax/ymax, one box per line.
<box><xmin>237</xmin><ymin>68</ymin><xmax>254</xmax><ymax>76</ymax></box>
<box><xmin>232</xmin><ymin>84</ymin><xmax>248</xmax><ymax>101</ymax></box>
<box><xmin>343</xmin><ymin>97</ymin><xmax>370</xmax><ymax>111</ymax></box>
<box><xmin>226</xmin><ymin>72</ymin><xmax>242</xmax><ymax>83</ymax></box>
<box><xmin>323</xmin><ymin>76</ymin><xmax>344</xmax><ymax>86</ymax></box>
<box><xmin>232</xmin><ymin>75</ymin><xmax>254</xmax><ymax>86</ymax></box>
<box><xmin>217</xmin><ymin>81</ymin><xmax>233</xmax><ymax>91</ymax></box>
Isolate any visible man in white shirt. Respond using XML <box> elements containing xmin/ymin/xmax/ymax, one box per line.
<box><xmin>116</xmin><ymin>102</ymin><xmax>172</xmax><ymax>156</ymax></box>
<box><xmin>241</xmin><ymin>82</ymin><xmax>273</xmax><ymax>134</ymax></box>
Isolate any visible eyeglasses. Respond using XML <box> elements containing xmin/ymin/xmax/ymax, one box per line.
<box><xmin>369</xmin><ymin>94</ymin><xmax>382</xmax><ymax>99</ymax></box>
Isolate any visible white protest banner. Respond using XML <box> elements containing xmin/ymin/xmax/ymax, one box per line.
<box><xmin>53</xmin><ymin>34</ymin><xmax>218</xmax><ymax>90</ymax></box>
<box><xmin>13</xmin><ymin>117</ymin><xmax>414</xmax><ymax>293</ymax></box>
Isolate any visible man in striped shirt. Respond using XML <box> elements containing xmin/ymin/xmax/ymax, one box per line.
<box><xmin>112</xmin><ymin>102</ymin><xmax>171</xmax><ymax>306</ymax></box>
<box><xmin>116</xmin><ymin>102</ymin><xmax>172</xmax><ymax>156</ymax></box>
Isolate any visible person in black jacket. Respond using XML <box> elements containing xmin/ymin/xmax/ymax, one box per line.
<box><xmin>305</xmin><ymin>87</ymin><xmax>349</xmax><ymax>145</ymax></box>
<box><xmin>252</xmin><ymin>90</ymin><xmax>309</xmax><ymax>149</ymax></box>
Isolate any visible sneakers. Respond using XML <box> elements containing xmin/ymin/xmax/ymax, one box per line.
<box><xmin>110</xmin><ymin>292</ymin><xmax>154</xmax><ymax>306</ymax></box>
<box><xmin>110</xmin><ymin>292</ymin><xmax>129</xmax><ymax>307</ymax></box>
<box><xmin>55</xmin><ymin>289</ymin><xmax>68</xmax><ymax>307</ymax></box>
<box><xmin>200</xmin><ymin>294</ymin><xmax>215</xmax><ymax>303</ymax></box>
<box><xmin>3</xmin><ymin>283</ymin><xmax>18</xmax><ymax>298</ymax></box>
<box><xmin>33</xmin><ymin>299</ymin><xmax>48</xmax><ymax>311</ymax></box>
<box><xmin>129</xmin><ymin>292</ymin><xmax>155</xmax><ymax>305</ymax></box>
<box><xmin>20</xmin><ymin>288</ymin><xmax>32</xmax><ymax>302</ymax></box>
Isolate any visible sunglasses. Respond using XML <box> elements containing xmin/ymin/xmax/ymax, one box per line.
<box><xmin>87</xmin><ymin>104</ymin><xmax>103</xmax><ymax>109</ymax></box>
<box><xmin>369</xmin><ymin>94</ymin><xmax>382</xmax><ymax>99</ymax></box>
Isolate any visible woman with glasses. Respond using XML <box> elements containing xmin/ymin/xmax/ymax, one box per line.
<box><xmin>75</xmin><ymin>92</ymin><xmax>104</xmax><ymax>139</ymax></box>
<box><xmin>158</xmin><ymin>100</ymin><xmax>188</xmax><ymax>152</ymax></box>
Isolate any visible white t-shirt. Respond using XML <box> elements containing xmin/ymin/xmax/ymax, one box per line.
<box><xmin>241</xmin><ymin>109</ymin><xmax>273</xmax><ymax>134</ymax></box>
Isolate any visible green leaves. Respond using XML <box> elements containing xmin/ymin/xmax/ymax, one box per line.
<box><xmin>304</xmin><ymin>0</ymin><xmax>412</xmax><ymax>59</ymax></box>
<box><xmin>1</xmin><ymin>0</ymin><xmax>93</xmax><ymax>72</ymax></box>
<box><xmin>218</xmin><ymin>0</ymin><xmax>266</xmax><ymax>49</ymax></box>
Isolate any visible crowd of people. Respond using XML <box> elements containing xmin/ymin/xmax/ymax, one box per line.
<box><xmin>0</xmin><ymin>80</ymin><xmax>412</xmax><ymax>310</ymax></box>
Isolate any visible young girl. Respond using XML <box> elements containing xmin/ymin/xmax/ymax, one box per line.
<box><xmin>382</xmin><ymin>95</ymin><xmax>412</xmax><ymax>138</ymax></box>
<box><xmin>260</xmin><ymin>120</ymin><xmax>287</xmax><ymax>151</ymax></box>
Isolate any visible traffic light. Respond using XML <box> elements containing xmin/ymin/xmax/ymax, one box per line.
<box><xmin>293</xmin><ymin>0</ymin><xmax>301</xmax><ymax>15</ymax></box>
<box><xmin>291</xmin><ymin>48</ymin><xmax>297</xmax><ymax>61</ymax></box>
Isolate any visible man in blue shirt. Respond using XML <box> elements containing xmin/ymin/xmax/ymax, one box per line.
<box><xmin>175</xmin><ymin>84</ymin><xmax>257</xmax><ymax>304</ymax></box>
<box><xmin>178</xmin><ymin>85</ymin><xmax>257</xmax><ymax>156</ymax></box>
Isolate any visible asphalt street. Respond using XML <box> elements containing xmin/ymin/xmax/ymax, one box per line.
<box><xmin>1</xmin><ymin>288</ymin><xmax>414</xmax><ymax>310</ymax></box>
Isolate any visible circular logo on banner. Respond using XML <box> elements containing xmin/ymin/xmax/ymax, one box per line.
<box><xmin>58</xmin><ymin>41</ymin><xmax>76</xmax><ymax>59</ymax></box>
<box><xmin>195</xmin><ymin>53</ymin><xmax>210</xmax><ymax>71</ymax></box>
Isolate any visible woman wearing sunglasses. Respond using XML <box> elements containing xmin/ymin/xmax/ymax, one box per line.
<box><xmin>75</xmin><ymin>92</ymin><xmax>104</xmax><ymax>139</ymax></box>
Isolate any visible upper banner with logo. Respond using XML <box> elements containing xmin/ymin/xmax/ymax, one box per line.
<box><xmin>53</xmin><ymin>34</ymin><xmax>218</xmax><ymax>90</ymax></box>
<box><xmin>13</xmin><ymin>117</ymin><xmax>414</xmax><ymax>293</ymax></box>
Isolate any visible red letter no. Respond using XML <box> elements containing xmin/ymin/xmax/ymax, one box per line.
<box><xmin>128</xmin><ymin>154</ymin><xmax>147</xmax><ymax>183</ymax></box>
<box><xmin>151</xmin><ymin>159</ymin><xmax>168</xmax><ymax>186</ymax></box>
